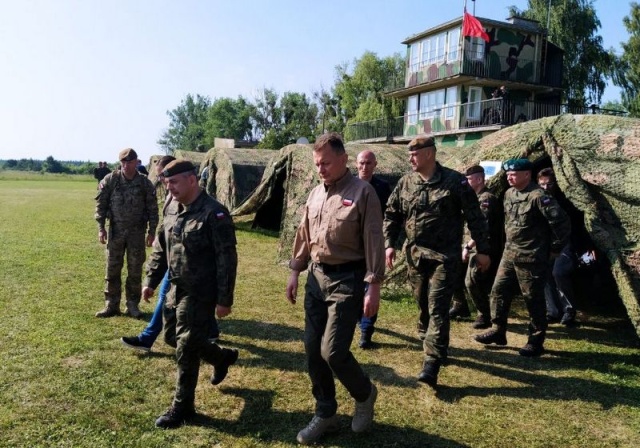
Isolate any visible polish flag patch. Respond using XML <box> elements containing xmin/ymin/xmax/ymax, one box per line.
<box><xmin>342</xmin><ymin>198</ymin><xmax>354</xmax><ymax>206</ymax></box>
<box><xmin>216</xmin><ymin>212</ymin><xmax>226</xmax><ymax>219</ymax></box>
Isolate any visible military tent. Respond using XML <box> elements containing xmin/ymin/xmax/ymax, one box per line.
<box><xmin>201</xmin><ymin>147</ymin><xmax>276</xmax><ymax>211</ymax></box>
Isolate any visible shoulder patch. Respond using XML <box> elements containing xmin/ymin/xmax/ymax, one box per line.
<box><xmin>461</xmin><ymin>179</ymin><xmax>468</xmax><ymax>185</ymax></box>
<box><xmin>342</xmin><ymin>198</ymin><xmax>354</xmax><ymax>206</ymax></box>
<box><xmin>216</xmin><ymin>211</ymin><xmax>226</xmax><ymax>220</ymax></box>
<box><xmin>481</xmin><ymin>200</ymin><xmax>490</xmax><ymax>208</ymax></box>
<box><xmin>541</xmin><ymin>196</ymin><xmax>552</xmax><ymax>206</ymax></box>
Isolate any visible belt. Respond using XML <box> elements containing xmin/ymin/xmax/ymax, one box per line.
<box><xmin>315</xmin><ymin>259</ymin><xmax>366</xmax><ymax>273</ymax></box>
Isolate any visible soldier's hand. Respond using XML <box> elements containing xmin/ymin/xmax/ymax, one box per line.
<box><xmin>216</xmin><ymin>305</ymin><xmax>232</xmax><ymax>318</ymax></box>
<box><xmin>146</xmin><ymin>234</ymin><xmax>155</xmax><ymax>247</ymax></box>
<box><xmin>141</xmin><ymin>286</ymin><xmax>155</xmax><ymax>303</ymax></box>
<box><xmin>98</xmin><ymin>229</ymin><xmax>107</xmax><ymax>244</ymax></box>
<box><xmin>475</xmin><ymin>254</ymin><xmax>491</xmax><ymax>273</ymax></box>
<box><xmin>286</xmin><ymin>271</ymin><xmax>300</xmax><ymax>304</ymax></box>
<box><xmin>385</xmin><ymin>248</ymin><xmax>396</xmax><ymax>270</ymax></box>
<box><xmin>363</xmin><ymin>282</ymin><xmax>381</xmax><ymax>318</ymax></box>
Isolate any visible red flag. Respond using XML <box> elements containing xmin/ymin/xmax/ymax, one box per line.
<box><xmin>462</xmin><ymin>11</ymin><xmax>490</xmax><ymax>42</ymax></box>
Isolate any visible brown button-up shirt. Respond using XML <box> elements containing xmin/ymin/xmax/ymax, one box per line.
<box><xmin>289</xmin><ymin>170</ymin><xmax>385</xmax><ymax>284</ymax></box>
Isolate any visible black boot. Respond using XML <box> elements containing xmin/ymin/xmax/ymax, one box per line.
<box><xmin>155</xmin><ymin>405</ymin><xmax>196</xmax><ymax>429</ymax></box>
<box><xmin>417</xmin><ymin>359</ymin><xmax>441</xmax><ymax>388</ymax></box>
<box><xmin>211</xmin><ymin>348</ymin><xmax>239</xmax><ymax>385</ymax></box>
<box><xmin>449</xmin><ymin>301</ymin><xmax>471</xmax><ymax>319</ymax></box>
<box><xmin>474</xmin><ymin>328</ymin><xmax>507</xmax><ymax>345</ymax></box>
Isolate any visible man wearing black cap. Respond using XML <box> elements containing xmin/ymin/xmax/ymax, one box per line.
<box><xmin>143</xmin><ymin>159</ymin><xmax>239</xmax><ymax>429</ymax></box>
<box><xmin>474</xmin><ymin>158</ymin><xmax>570</xmax><ymax>357</ymax></box>
<box><xmin>450</xmin><ymin>165</ymin><xmax>504</xmax><ymax>329</ymax></box>
<box><xmin>384</xmin><ymin>137</ymin><xmax>491</xmax><ymax>388</ymax></box>
<box><xmin>95</xmin><ymin>148</ymin><xmax>158</xmax><ymax>318</ymax></box>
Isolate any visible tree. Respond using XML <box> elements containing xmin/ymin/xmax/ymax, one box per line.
<box><xmin>333</xmin><ymin>51</ymin><xmax>405</xmax><ymax>126</ymax></box>
<box><xmin>158</xmin><ymin>94</ymin><xmax>211</xmax><ymax>152</ymax></box>
<box><xmin>205</xmin><ymin>96</ymin><xmax>255</xmax><ymax>143</ymax></box>
<box><xmin>280</xmin><ymin>92</ymin><xmax>318</xmax><ymax>142</ymax></box>
<box><xmin>509</xmin><ymin>0</ymin><xmax>611</xmax><ymax>105</ymax></box>
<box><xmin>42</xmin><ymin>156</ymin><xmax>68</xmax><ymax>173</ymax></box>
<box><xmin>313</xmin><ymin>87</ymin><xmax>343</xmax><ymax>134</ymax></box>
<box><xmin>252</xmin><ymin>88</ymin><xmax>282</xmax><ymax>141</ymax></box>
<box><xmin>613</xmin><ymin>2</ymin><xmax>640</xmax><ymax>117</ymax></box>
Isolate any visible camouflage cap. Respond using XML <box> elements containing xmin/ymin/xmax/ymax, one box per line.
<box><xmin>162</xmin><ymin>160</ymin><xmax>197</xmax><ymax>178</ymax></box>
<box><xmin>465</xmin><ymin>165</ymin><xmax>485</xmax><ymax>176</ymax></box>
<box><xmin>119</xmin><ymin>148</ymin><xmax>138</xmax><ymax>162</ymax></box>
<box><xmin>503</xmin><ymin>158</ymin><xmax>533</xmax><ymax>172</ymax></box>
<box><xmin>407</xmin><ymin>137</ymin><xmax>436</xmax><ymax>151</ymax></box>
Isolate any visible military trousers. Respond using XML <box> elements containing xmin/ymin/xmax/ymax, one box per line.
<box><xmin>304</xmin><ymin>264</ymin><xmax>372</xmax><ymax>418</ymax></box>
<box><xmin>104</xmin><ymin>226</ymin><xmax>146</xmax><ymax>305</ymax></box>
<box><xmin>465</xmin><ymin>253</ymin><xmax>499</xmax><ymax>318</ymax></box>
<box><xmin>490</xmin><ymin>257</ymin><xmax>548</xmax><ymax>345</ymax></box>
<box><xmin>173</xmin><ymin>292</ymin><xmax>224</xmax><ymax>409</ymax></box>
<box><xmin>407</xmin><ymin>256</ymin><xmax>457</xmax><ymax>362</ymax></box>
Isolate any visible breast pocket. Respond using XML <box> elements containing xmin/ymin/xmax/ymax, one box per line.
<box><xmin>515</xmin><ymin>202</ymin><xmax>534</xmax><ymax>227</ymax></box>
<box><xmin>183</xmin><ymin>220</ymin><xmax>207</xmax><ymax>249</ymax></box>
<box><xmin>330</xmin><ymin>206</ymin><xmax>360</xmax><ymax>241</ymax></box>
<box><xmin>428</xmin><ymin>190</ymin><xmax>451</xmax><ymax>215</ymax></box>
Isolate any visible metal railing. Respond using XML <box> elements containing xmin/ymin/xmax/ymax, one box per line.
<box><xmin>345</xmin><ymin>99</ymin><xmax>627</xmax><ymax>142</ymax></box>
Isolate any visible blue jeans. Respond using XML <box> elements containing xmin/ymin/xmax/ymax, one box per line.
<box><xmin>138</xmin><ymin>271</ymin><xmax>219</xmax><ymax>347</ymax></box>
<box><xmin>358</xmin><ymin>283</ymin><xmax>377</xmax><ymax>337</ymax></box>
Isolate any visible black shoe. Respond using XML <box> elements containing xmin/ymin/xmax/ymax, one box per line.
<box><xmin>449</xmin><ymin>302</ymin><xmax>471</xmax><ymax>319</ymax></box>
<box><xmin>121</xmin><ymin>336</ymin><xmax>152</xmax><ymax>352</ymax></box>
<box><xmin>560</xmin><ymin>309</ymin><xmax>577</xmax><ymax>326</ymax></box>
<box><xmin>474</xmin><ymin>329</ymin><xmax>507</xmax><ymax>346</ymax></box>
<box><xmin>472</xmin><ymin>315</ymin><xmax>491</xmax><ymax>329</ymax></box>
<box><xmin>211</xmin><ymin>348</ymin><xmax>239</xmax><ymax>385</ymax></box>
<box><xmin>155</xmin><ymin>406</ymin><xmax>195</xmax><ymax>429</ymax></box>
<box><xmin>519</xmin><ymin>343</ymin><xmax>544</xmax><ymax>357</ymax></box>
<box><xmin>546</xmin><ymin>314</ymin><xmax>561</xmax><ymax>324</ymax></box>
<box><xmin>359</xmin><ymin>333</ymin><xmax>373</xmax><ymax>349</ymax></box>
<box><xmin>417</xmin><ymin>360</ymin><xmax>441</xmax><ymax>388</ymax></box>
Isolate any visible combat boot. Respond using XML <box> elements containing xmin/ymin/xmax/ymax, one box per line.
<box><xmin>126</xmin><ymin>301</ymin><xmax>143</xmax><ymax>319</ymax></box>
<box><xmin>155</xmin><ymin>405</ymin><xmax>196</xmax><ymax>429</ymax></box>
<box><xmin>95</xmin><ymin>300</ymin><xmax>121</xmax><ymax>318</ymax></box>
<box><xmin>417</xmin><ymin>359</ymin><xmax>441</xmax><ymax>388</ymax></box>
<box><xmin>296</xmin><ymin>415</ymin><xmax>339</xmax><ymax>445</ymax></box>
<box><xmin>352</xmin><ymin>383</ymin><xmax>377</xmax><ymax>432</ymax></box>
<box><xmin>472</xmin><ymin>314</ymin><xmax>492</xmax><ymax>329</ymax></box>
<box><xmin>211</xmin><ymin>348</ymin><xmax>239</xmax><ymax>385</ymax></box>
<box><xmin>474</xmin><ymin>327</ymin><xmax>507</xmax><ymax>345</ymax></box>
<box><xmin>449</xmin><ymin>300</ymin><xmax>471</xmax><ymax>319</ymax></box>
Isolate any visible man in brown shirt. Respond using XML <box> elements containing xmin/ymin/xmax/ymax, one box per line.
<box><xmin>286</xmin><ymin>133</ymin><xmax>385</xmax><ymax>445</ymax></box>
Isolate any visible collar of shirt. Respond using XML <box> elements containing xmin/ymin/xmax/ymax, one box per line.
<box><xmin>323</xmin><ymin>169</ymin><xmax>353</xmax><ymax>192</ymax></box>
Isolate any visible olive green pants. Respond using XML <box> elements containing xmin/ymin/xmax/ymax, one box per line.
<box><xmin>304</xmin><ymin>264</ymin><xmax>372</xmax><ymax>418</ymax></box>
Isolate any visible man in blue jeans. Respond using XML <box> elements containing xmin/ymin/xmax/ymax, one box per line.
<box><xmin>120</xmin><ymin>156</ymin><xmax>219</xmax><ymax>352</ymax></box>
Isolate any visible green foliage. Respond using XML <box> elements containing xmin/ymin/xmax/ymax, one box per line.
<box><xmin>511</xmin><ymin>0</ymin><xmax>611</xmax><ymax>105</ymax></box>
<box><xmin>157</xmin><ymin>93</ymin><xmax>212</xmax><ymax>152</ymax></box>
<box><xmin>613</xmin><ymin>2</ymin><xmax>640</xmax><ymax>117</ymax></box>
<box><xmin>334</xmin><ymin>51</ymin><xmax>406</xmax><ymax>126</ymax></box>
<box><xmin>205</xmin><ymin>96</ymin><xmax>255</xmax><ymax>142</ymax></box>
<box><xmin>42</xmin><ymin>155</ymin><xmax>69</xmax><ymax>174</ymax></box>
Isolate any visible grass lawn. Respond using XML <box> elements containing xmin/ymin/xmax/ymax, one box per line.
<box><xmin>0</xmin><ymin>174</ymin><xmax>639</xmax><ymax>447</ymax></box>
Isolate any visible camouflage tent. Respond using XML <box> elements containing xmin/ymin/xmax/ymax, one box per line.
<box><xmin>233</xmin><ymin>142</ymin><xmax>464</xmax><ymax>260</ymax></box>
<box><xmin>147</xmin><ymin>150</ymin><xmax>207</xmax><ymax>184</ymax></box>
<box><xmin>440</xmin><ymin>114</ymin><xmax>640</xmax><ymax>338</ymax></box>
<box><xmin>201</xmin><ymin>147</ymin><xmax>276</xmax><ymax>211</ymax></box>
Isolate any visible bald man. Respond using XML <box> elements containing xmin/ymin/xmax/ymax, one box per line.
<box><xmin>356</xmin><ymin>150</ymin><xmax>392</xmax><ymax>349</ymax></box>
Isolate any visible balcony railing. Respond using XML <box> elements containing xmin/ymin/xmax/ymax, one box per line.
<box><xmin>345</xmin><ymin>98</ymin><xmax>627</xmax><ymax>142</ymax></box>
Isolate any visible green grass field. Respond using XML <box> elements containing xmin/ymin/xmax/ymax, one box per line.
<box><xmin>0</xmin><ymin>174</ymin><xmax>639</xmax><ymax>447</ymax></box>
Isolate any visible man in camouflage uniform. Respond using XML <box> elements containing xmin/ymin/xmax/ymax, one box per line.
<box><xmin>95</xmin><ymin>148</ymin><xmax>158</xmax><ymax>318</ymax></box>
<box><xmin>474</xmin><ymin>159</ymin><xmax>570</xmax><ymax>357</ymax></box>
<box><xmin>450</xmin><ymin>165</ymin><xmax>504</xmax><ymax>329</ymax></box>
<box><xmin>384</xmin><ymin>137</ymin><xmax>491</xmax><ymax>388</ymax></box>
<box><xmin>143</xmin><ymin>160</ymin><xmax>239</xmax><ymax>429</ymax></box>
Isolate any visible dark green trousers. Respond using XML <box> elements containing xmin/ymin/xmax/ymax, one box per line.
<box><xmin>490</xmin><ymin>257</ymin><xmax>548</xmax><ymax>345</ymax></box>
<box><xmin>407</xmin><ymin>257</ymin><xmax>456</xmax><ymax>362</ymax></box>
<box><xmin>304</xmin><ymin>265</ymin><xmax>372</xmax><ymax>418</ymax></box>
<box><xmin>173</xmin><ymin>293</ymin><xmax>224</xmax><ymax>409</ymax></box>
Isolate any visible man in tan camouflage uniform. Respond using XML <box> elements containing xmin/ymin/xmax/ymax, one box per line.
<box><xmin>143</xmin><ymin>160</ymin><xmax>239</xmax><ymax>429</ymax></box>
<box><xmin>95</xmin><ymin>148</ymin><xmax>158</xmax><ymax>318</ymax></box>
<box><xmin>384</xmin><ymin>137</ymin><xmax>491</xmax><ymax>388</ymax></box>
<box><xmin>474</xmin><ymin>158</ymin><xmax>570</xmax><ymax>357</ymax></box>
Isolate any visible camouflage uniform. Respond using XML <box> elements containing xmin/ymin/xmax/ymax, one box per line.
<box><xmin>463</xmin><ymin>187</ymin><xmax>504</xmax><ymax>320</ymax></box>
<box><xmin>488</xmin><ymin>182</ymin><xmax>570</xmax><ymax>347</ymax></box>
<box><xmin>144</xmin><ymin>191</ymin><xmax>237</xmax><ymax>411</ymax></box>
<box><xmin>95</xmin><ymin>170</ymin><xmax>158</xmax><ymax>315</ymax></box>
<box><xmin>384</xmin><ymin>163</ymin><xmax>490</xmax><ymax>362</ymax></box>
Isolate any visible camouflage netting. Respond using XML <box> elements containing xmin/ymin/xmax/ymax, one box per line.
<box><xmin>201</xmin><ymin>147</ymin><xmax>276</xmax><ymax>211</ymax></box>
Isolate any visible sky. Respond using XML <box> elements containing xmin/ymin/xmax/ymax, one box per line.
<box><xmin>0</xmin><ymin>0</ymin><xmax>632</xmax><ymax>163</ymax></box>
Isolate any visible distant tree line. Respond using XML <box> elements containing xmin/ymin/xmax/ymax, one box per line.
<box><xmin>0</xmin><ymin>156</ymin><xmax>104</xmax><ymax>174</ymax></box>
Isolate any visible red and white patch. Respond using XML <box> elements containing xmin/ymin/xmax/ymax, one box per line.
<box><xmin>216</xmin><ymin>212</ymin><xmax>226</xmax><ymax>219</ymax></box>
<box><xmin>342</xmin><ymin>198</ymin><xmax>354</xmax><ymax>206</ymax></box>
